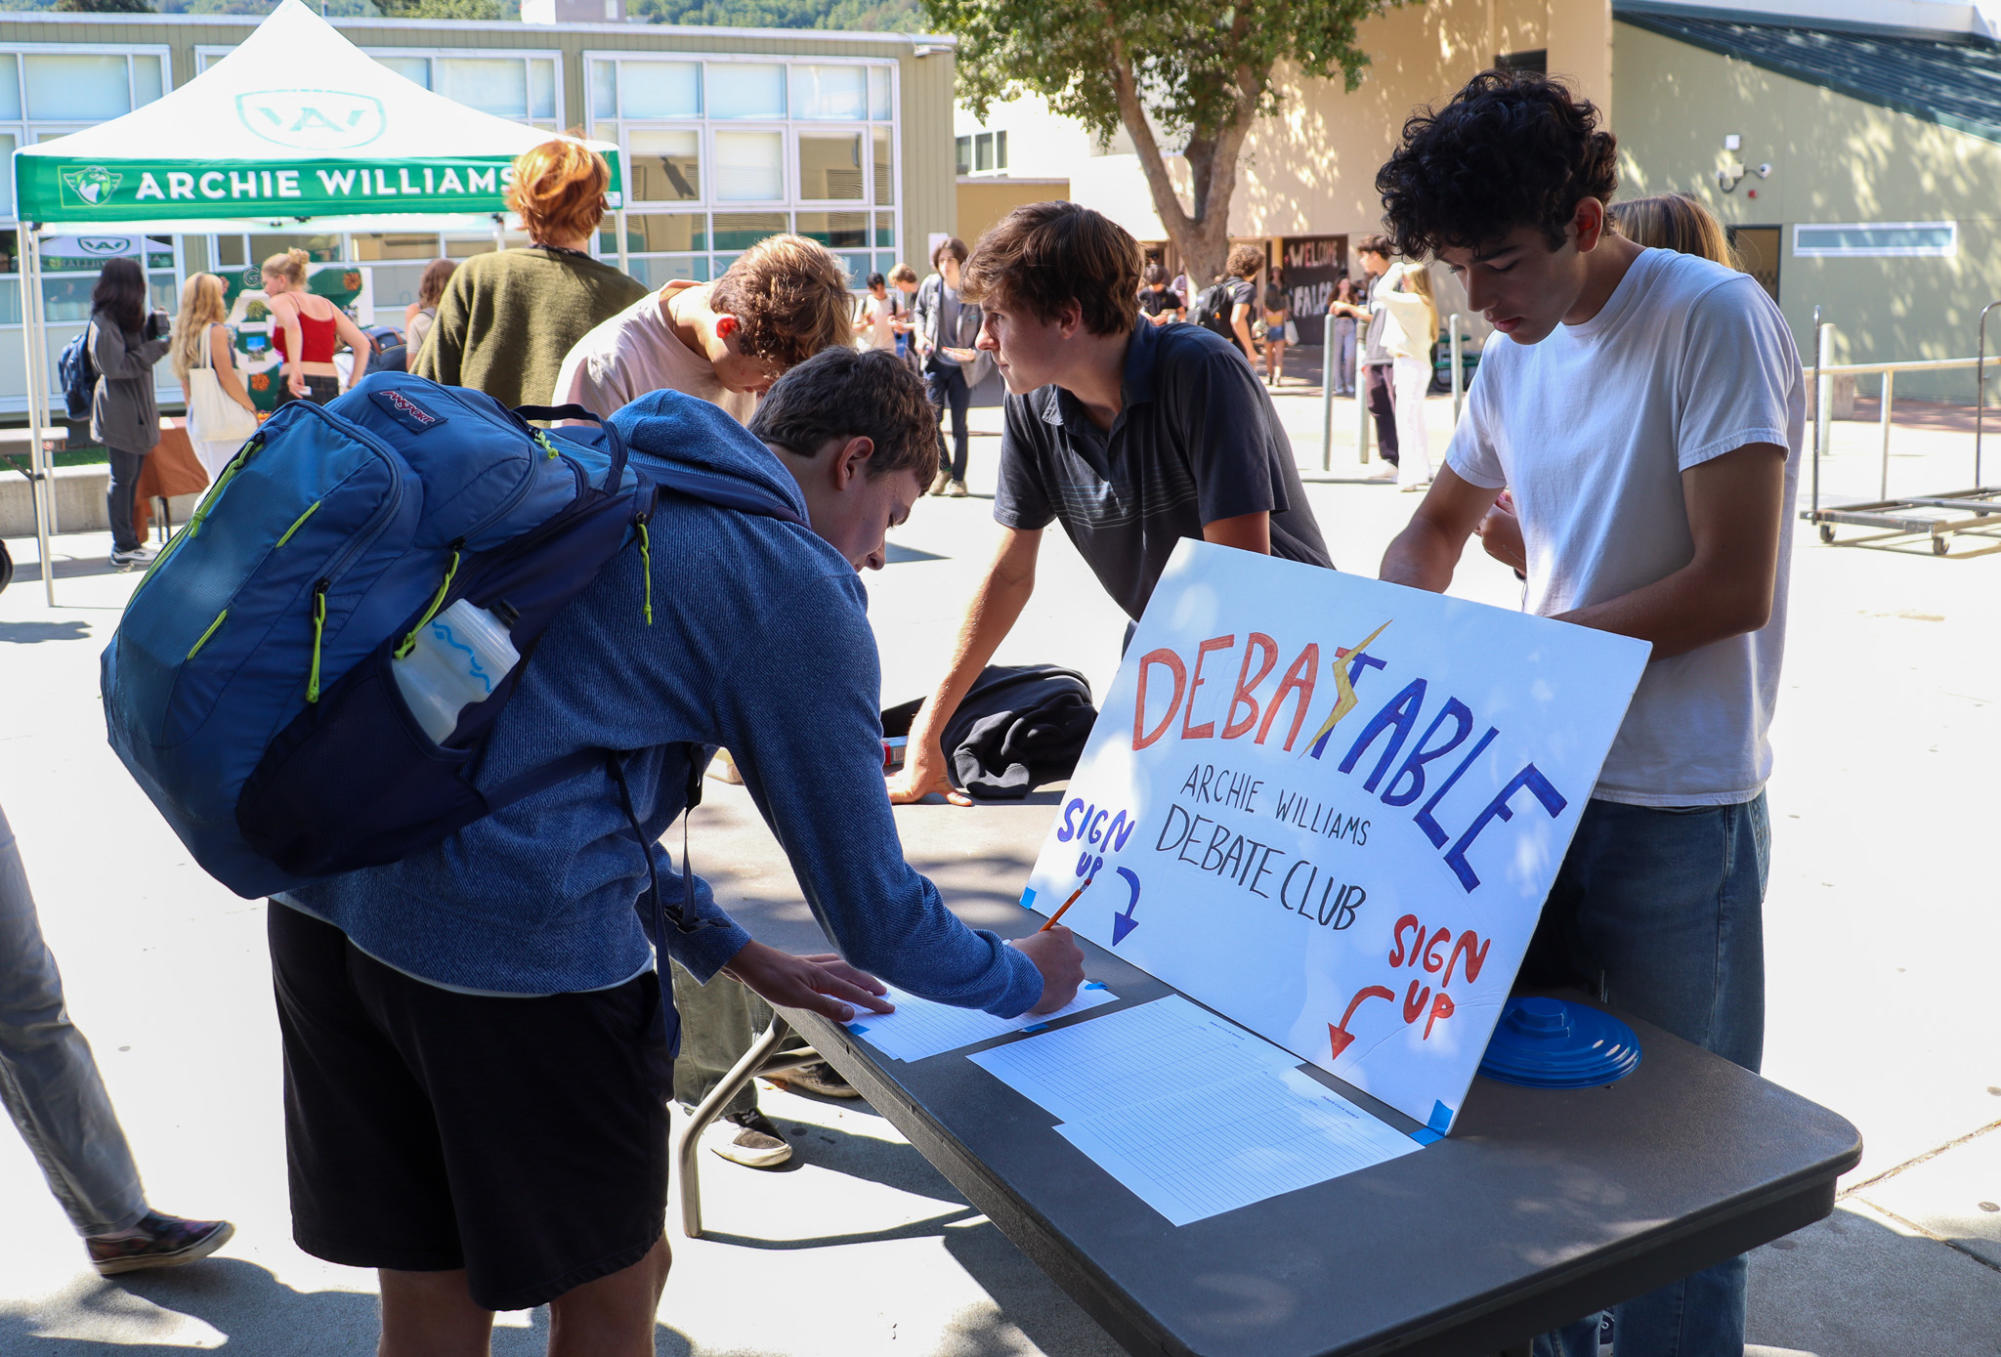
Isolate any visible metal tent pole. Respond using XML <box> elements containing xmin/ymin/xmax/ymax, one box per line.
<box><xmin>21</xmin><ymin>229</ymin><xmax>56</xmax><ymax>606</ymax></box>
<box><xmin>1319</xmin><ymin>337</ymin><xmax>1334</xmax><ymax>472</ymax></box>
<box><xmin>1977</xmin><ymin>299</ymin><xmax>1998</xmax><ymax>489</ymax></box>
<box><xmin>1356</xmin><ymin>349</ymin><xmax>1371</xmax><ymax>465</ymax></box>
<box><xmin>1449</xmin><ymin>313</ymin><xmax>1466</xmax><ymax>424</ymax></box>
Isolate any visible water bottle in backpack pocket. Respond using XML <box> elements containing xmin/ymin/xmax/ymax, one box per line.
<box><xmin>391</xmin><ymin>599</ymin><xmax>521</xmax><ymax>744</ymax></box>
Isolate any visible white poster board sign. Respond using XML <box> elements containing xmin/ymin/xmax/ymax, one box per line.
<box><xmin>1021</xmin><ymin>541</ymin><xmax>1650</xmax><ymax>1135</ymax></box>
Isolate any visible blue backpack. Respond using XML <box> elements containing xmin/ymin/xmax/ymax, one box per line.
<box><xmin>59</xmin><ymin>328</ymin><xmax>97</xmax><ymax>421</ymax></box>
<box><xmin>102</xmin><ymin>372</ymin><xmax>803</xmax><ymax>901</ymax></box>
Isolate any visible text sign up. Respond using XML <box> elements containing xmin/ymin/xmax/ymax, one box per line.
<box><xmin>1022</xmin><ymin>541</ymin><xmax>1650</xmax><ymax>1133</ymax></box>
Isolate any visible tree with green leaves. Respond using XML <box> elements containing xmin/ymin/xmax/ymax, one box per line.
<box><xmin>921</xmin><ymin>0</ymin><xmax>1410</xmax><ymax>287</ymax></box>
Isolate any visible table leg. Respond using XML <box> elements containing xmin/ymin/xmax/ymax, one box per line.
<box><xmin>673</xmin><ymin>1016</ymin><xmax>825</xmax><ymax>1239</ymax></box>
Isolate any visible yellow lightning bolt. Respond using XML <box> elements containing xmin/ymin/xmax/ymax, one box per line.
<box><xmin>1302</xmin><ymin>619</ymin><xmax>1393</xmax><ymax>757</ymax></box>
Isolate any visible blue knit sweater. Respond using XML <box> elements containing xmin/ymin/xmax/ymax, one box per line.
<box><xmin>283</xmin><ymin>392</ymin><xmax>1043</xmax><ymax>1016</ymax></box>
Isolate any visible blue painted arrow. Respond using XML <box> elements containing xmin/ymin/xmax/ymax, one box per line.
<box><xmin>1108</xmin><ymin>867</ymin><xmax>1142</xmax><ymax>945</ymax></box>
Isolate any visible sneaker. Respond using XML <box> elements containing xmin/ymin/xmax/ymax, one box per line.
<box><xmin>705</xmin><ymin>748</ymin><xmax>744</xmax><ymax>786</ymax></box>
<box><xmin>1399</xmin><ymin>479</ymin><xmax>1433</xmax><ymax>494</ymax></box>
<box><xmin>704</xmin><ymin>1110</ymin><xmax>793</xmax><ymax>1169</ymax></box>
<box><xmin>929</xmin><ymin>471</ymin><xmax>951</xmax><ymax>496</ymax></box>
<box><xmin>946</xmin><ymin>480</ymin><xmax>969</xmax><ymax>498</ymax></box>
<box><xmin>108</xmin><ymin>546</ymin><xmax>156</xmax><ymax>570</ymax></box>
<box><xmin>87</xmin><ymin>1211</ymin><xmax>234</xmax><ymax>1277</ymax></box>
<box><xmin>765</xmin><ymin>1060</ymin><xmax>861</xmax><ymax>1100</ymax></box>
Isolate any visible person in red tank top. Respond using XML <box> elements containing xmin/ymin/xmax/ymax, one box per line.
<box><xmin>261</xmin><ymin>248</ymin><xmax>369</xmax><ymax>406</ymax></box>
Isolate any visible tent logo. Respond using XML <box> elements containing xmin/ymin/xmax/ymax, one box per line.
<box><xmin>58</xmin><ymin>168</ymin><xmax>122</xmax><ymax>208</ymax></box>
<box><xmin>77</xmin><ymin>237</ymin><xmax>135</xmax><ymax>255</ymax></box>
<box><xmin>236</xmin><ymin>89</ymin><xmax>386</xmax><ymax>151</ymax></box>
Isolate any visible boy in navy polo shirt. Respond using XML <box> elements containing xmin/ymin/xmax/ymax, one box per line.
<box><xmin>890</xmin><ymin>202</ymin><xmax>1332</xmax><ymax>806</ymax></box>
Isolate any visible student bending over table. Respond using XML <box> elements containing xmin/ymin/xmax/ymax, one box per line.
<box><xmin>554</xmin><ymin>231</ymin><xmax>866</xmax><ymax>1170</ymax></box>
<box><xmin>889</xmin><ymin>202</ymin><xmax>1333</xmax><ymax>807</ymax></box>
<box><xmin>272</xmin><ymin>346</ymin><xmax>1086</xmax><ymax>1357</ymax></box>
<box><xmin>1374</xmin><ymin>70</ymin><xmax>1803</xmax><ymax>1357</ymax></box>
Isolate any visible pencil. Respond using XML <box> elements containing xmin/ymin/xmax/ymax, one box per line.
<box><xmin>1039</xmin><ymin>878</ymin><xmax>1092</xmax><ymax>932</ymax></box>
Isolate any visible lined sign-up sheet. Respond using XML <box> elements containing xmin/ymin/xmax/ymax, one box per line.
<box><xmin>969</xmin><ymin>996</ymin><xmax>1419</xmax><ymax>1225</ymax></box>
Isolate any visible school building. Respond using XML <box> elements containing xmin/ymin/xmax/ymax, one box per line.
<box><xmin>0</xmin><ymin>5</ymin><xmax>959</xmax><ymax>415</ymax></box>
<box><xmin>952</xmin><ymin>0</ymin><xmax>2001</xmax><ymax>399</ymax></box>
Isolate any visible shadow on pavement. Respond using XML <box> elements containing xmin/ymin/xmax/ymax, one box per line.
<box><xmin>885</xmin><ymin>542</ymin><xmax>946</xmax><ymax>564</ymax></box>
<box><xmin>0</xmin><ymin>619</ymin><xmax>92</xmax><ymax>644</ymax></box>
<box><xmin>0</xmin><ymin>1257</ymin><xmax>699</xmax><ymax>1355</ymax></box>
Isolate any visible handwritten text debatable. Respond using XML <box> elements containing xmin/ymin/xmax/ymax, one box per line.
<box><xmin>1127</xmin><ymin>625</ymin><xmax>1569</xmax><ymax>896</ymax></box>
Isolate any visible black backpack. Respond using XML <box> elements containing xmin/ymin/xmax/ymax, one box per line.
<box><xmin>58</xmin><ymin>328</ymin><xmax>96</xmax><ymax>421</ymax></box>
<box><xmin>1194</xmin><ymin>282</ymin><xmax>1236</xmax><ymax>341</ymax></box>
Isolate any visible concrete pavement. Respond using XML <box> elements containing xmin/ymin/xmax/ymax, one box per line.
<box><xmin>0</xmin><ymin>389</ymin><xmax>1994</xmax><ymax>1355</ymax></box>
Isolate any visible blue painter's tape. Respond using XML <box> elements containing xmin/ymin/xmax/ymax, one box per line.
<box><xmin>1021</xmin><ymin>1022</ymin><xmax>1049</xmax><ymax>1034</ymax></box>
<box><xmin>1428</xmin><ymin>1101</ymin><xmax>1453</xmax><ymax>1134</ymax></box>
<box><xmin>1410</xmin><ymin>1128</ymin><xmax>1445</xmax><ymax>1146</ymax></box>
<box><xmin>848</xmin><ymin>1024</ymin><xmax>870</xmax><ymax>1037</ymax></box>
<box><xmin>1084</xmin><ymin>980</ymin><xmax>1106</xmax><ymax>990</ymax></box>
<box><xmin>1020</xmin><ymin>888</ymin><xmax>1037</xmax><ymax>910</ymax></box>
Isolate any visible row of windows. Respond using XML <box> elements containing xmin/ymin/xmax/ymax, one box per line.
<box><xmin>603</xmin><ymin>123</ymin><xmax>895</xmax><ymax>207</ymax></box>
<box><xmin>590</xmin><ymin>58</ymin><xmax>894</xmax><ymax>124</ymax></box>
<box><xmin>956</xmin><ymin>131</ymin><xmax>1009</xmax><ymax>176</ymax></box>
<box><xmin>0</xmin><ymin>49</ymin><xmax>166</xmax><ymax>123</ymax></box>
<box><xmin>1792</xmin><ymin>222</ymin><xmax>1956</xmax><ymax>258</ymax></box>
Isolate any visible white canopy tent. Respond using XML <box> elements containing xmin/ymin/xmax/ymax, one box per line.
<box><xmin>11</xmin><ymin>0</ymin><xmax>625</xmax><ymax>603</ymax></box>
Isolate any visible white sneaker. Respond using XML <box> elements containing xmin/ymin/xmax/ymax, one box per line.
<box><xmin>109</xmin><ymin>546</ymin><xmax>156</xmax><ymax>570</ymax></box>
<box><xmin>703</xmin><ymin>1111</ymin><xmax>793</xmax><ymax>1169</ymax></box>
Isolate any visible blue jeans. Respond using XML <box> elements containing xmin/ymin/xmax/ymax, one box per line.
<box><xmin>925</xmin><ymin>359</ymin><xmax>972</xmax><ymax>483</ymax></box>
<box><xmin>1523</xmin><ymin>794</ymin><xmax>1770</xmax><ymax>1357</ymax></box>
<box><xmin>0</xmin><ymin>802</ymin><xmax>147</xmax><ymax>1236</ymax></box>
<box><xmin>1331</xmin><ymin>317</ymin><xmax>1358</xmax><ymax>395</ymax></box>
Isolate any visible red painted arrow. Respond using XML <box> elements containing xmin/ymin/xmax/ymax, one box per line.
<box><xmin>1329</xmin><ymin>985</ymin><xmax>1394</xmax><ymax>1061</ymax></box>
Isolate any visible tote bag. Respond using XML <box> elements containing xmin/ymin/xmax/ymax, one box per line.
<box><xmin>189</xmin><ymin>326</ymin><xmax>257</xmax><ymax>445</ymax></box>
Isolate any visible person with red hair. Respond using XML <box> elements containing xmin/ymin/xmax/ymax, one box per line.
<box><xmin>413</xmin><ymin>138</ymin><xmax>648</xmax><ymax>409</ymax></box>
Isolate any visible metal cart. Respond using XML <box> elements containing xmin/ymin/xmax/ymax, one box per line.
<box><xmin>1801</xmin><ymin>300</ymin><xmax>2001</xmax><ymax>556</ymax></box>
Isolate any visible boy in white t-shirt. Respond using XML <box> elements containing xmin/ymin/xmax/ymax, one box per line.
<box><xmin>551</xmin><ymin>233</ymin><xmax>851</xmax><ymax>421</ymax></box>
<box><xmin>1375</xmin><ymin>72</ymin><xmax>1804</xmax><ymax>1357</ymax></box>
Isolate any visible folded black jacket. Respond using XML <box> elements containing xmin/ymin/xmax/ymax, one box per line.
<box><xmin>882</xmin><ymin>664</ymin><xmax>1098</xmax><ymax>801</ymax></box>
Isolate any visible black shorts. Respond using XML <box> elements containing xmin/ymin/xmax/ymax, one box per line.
<box><xmin>273</xmin><ymin>373</ymin><xmax>342</xmax><ymax>407</ymax></box>
<box><xmin>268</xmin><ymin>903</ymin><xmax>673</xmax><ymax>1311</ymax></box>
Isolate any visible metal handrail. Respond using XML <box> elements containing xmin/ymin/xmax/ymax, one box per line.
<box><xmin>1978</xmin><ymin>300</ymin><xmax>1999</xmax><ymax>487</ymax></box>
<box><xmin>1810</xmin><ymin>308</ymin><xmax>1824</xmax><ymax>517</ymax></box>
<box><xmin>1801</xmin><ymin>356</ymin><xmax>1983</xmax><ymax>377</ymax></box>
<box><xmin>1807</xmin><ymin>306</ymin><xmax>2000</xmax><ymax>521</ymax></box>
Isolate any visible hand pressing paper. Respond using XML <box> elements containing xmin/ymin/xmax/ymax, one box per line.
<box><xmin>847</xmin><ymin>983</ymin><xmax>1117</xmax><ymax>1062</ymax></box>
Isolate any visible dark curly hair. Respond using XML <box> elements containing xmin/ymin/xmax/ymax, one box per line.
<box><xmin>748</xmin><ymin>346</ymin><xmax>939</xmax><ymax>486</ymax></box>
<box><xmin>1376</xmin><ymin>71</ymin><xmax>1619</xmax><ymax>258</ymax></box>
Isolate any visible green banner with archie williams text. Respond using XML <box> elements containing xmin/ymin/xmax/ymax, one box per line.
<box><xmin>16</xmin><ymin>155</ymin><xmax>625</xmax><ymax>225</ymax></box>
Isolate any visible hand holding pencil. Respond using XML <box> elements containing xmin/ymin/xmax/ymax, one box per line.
<box><xmin>1013</xmin><ymin>883</ymin><xmax>1088</xmax><ymax>1014</ymax></box>
<box><xmin>1039</xmin><ymin>877</ymin><xmax>1093</xmax><ymax>932</ymax></box>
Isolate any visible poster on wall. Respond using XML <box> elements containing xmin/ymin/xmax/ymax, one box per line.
<box><xmin>1018</xmin><ymin>540</ymin><xmax>1650</xmax><ymax>1134</ymax></box>
<box><xmin>1278</xmin><ymin>235</ymin><xmax>1346</xmax><ymax>347</ymax></box>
